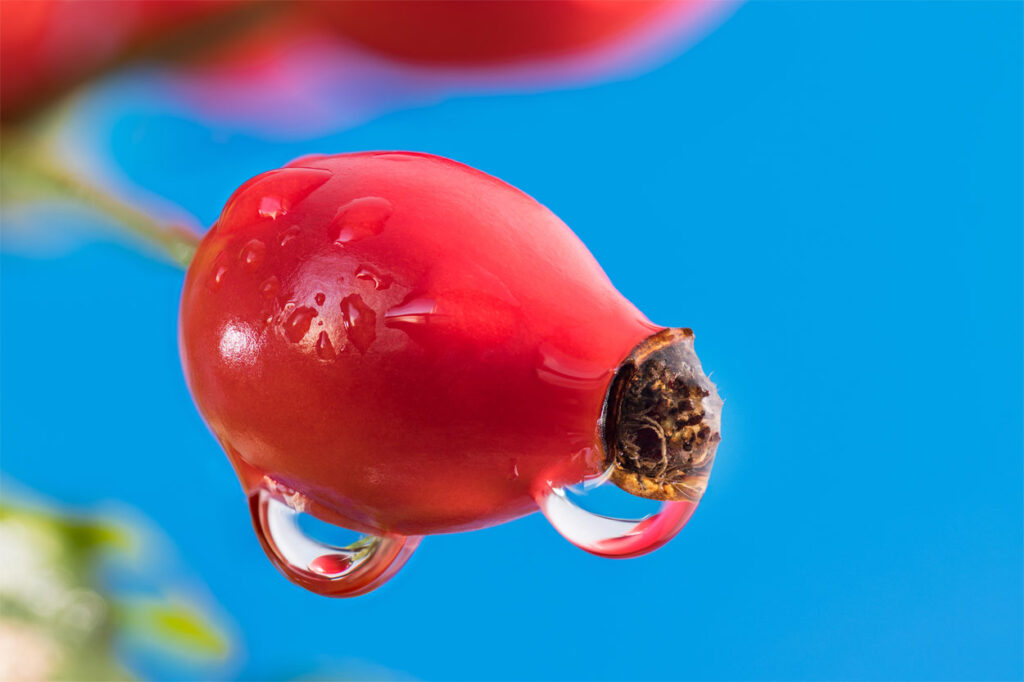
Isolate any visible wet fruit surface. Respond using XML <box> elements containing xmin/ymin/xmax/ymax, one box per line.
<box><xmin>179</xmin><ymin>151</ymin><xmax>721</xmax><ymax>595</ymax></box>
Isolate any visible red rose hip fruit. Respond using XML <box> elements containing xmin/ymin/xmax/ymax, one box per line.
<box><xmin>179</xmin><ymin>152</ymin><xmax>722</xmax><ymax>596</ymax></box>
<box><xmin>315</xmin><ymin>0</ymin><xmax>679</xmax><ymax>64</ymax></box>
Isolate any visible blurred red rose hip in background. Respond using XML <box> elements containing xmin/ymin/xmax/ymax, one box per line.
<box><xmin>314</xmin><ymin>0</ymin><xmax>685</xmax><ymax>64</ymax></box>
<box><xmin>0</xmin><ymin>0</ymin><xmax>239</xmax><ymax>118</ymax></box>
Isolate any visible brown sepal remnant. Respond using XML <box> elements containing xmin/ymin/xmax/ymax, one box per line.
<box><xmin>602</xmin><ymin>328</ymin><xmax>722</xmax><ymax>502</ymax></box>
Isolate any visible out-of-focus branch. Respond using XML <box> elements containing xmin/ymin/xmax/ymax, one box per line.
<box><xmin>2</xmin><ymin>130</ymin><xmax>201</xmax><ymax>269</ymax></box>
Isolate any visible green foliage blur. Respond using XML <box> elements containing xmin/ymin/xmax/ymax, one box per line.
<box><xmin>0</xmin><ymin>495</ymin><xmax>230</xmax><ymax>681</ymax></box>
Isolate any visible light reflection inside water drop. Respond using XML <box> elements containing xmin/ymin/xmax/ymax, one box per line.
<box><xmin>535</xmin><ymin>468</ymin><xmax>698</xmax><ymax>559</ymax></box>
<box><xmin>250</xmin><ymin>487</ymin><xmax>421</xmax><ymax>597</ymax></box>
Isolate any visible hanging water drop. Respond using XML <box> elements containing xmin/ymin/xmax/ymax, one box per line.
<box><xmin>533</xmin><ymin>470</ymin><xmax>698</xmax><ymax>559</ymax></box>
<box><xmin>249</xmin><ymin>487</ymin><xmax>420</xmax><ymax>597</ymax></box>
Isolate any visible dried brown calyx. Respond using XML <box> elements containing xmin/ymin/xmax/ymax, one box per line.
<box><xmin>601</xmin><ymin>328</ymin><xmax>723</xmax><ymax>502</ymax></box>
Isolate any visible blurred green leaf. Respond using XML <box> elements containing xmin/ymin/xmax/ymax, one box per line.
<box><xmin>0</xmin><ymin>495</ymin><xmax>232</xmax><ymax>680</ymax></box>
<box><xmin>117</xmin><ymin>598</ymin><xmax>230</xmax><ymax>661</ymax></box>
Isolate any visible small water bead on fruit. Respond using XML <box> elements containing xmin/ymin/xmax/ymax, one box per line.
<box><xmin>222</xmin><ymin>167</ymin><xmax>331</xmax><ymax>225</ymax></box>
<box><xmin>259</xmin><ymin>276</ymin><xmax>280</xmax><ymax>298</ymax></box>
<box><xmin>239</xmin><ymin>239</ymin><xmax>266</xmax><ymax>270</ymax></box>
<box><xmin>315</xmin><ymin>331</ymin><xmax>336</xmax><ymax>360</ymax></box>
<box><xmin>179</xmin><ymin>152</ymin><xmax>723</xmax><ymax>598</ymax></box>
<box><xmin>535</xmin><ymin>342</ymin><xmax>611</xmax><ymax>391</ymax></box>
<box><xmin>339</xmin><ymin>294</ymin><xmax>376</xmax><ymax>353</ymax></box>
<box><xmin>355</xmin><ymin>265</ymin><xmax>391</xmax><ymax>290</ymax></box>
<box><xmin>383</xmin><ymin>295</ymin><xmax>437</xmax><ymax>330</ymax></box>
<box><xmin>332</xmin><ymin>196</ymin><xmax>393</xmax><ymax>244</ymax></box>
<box><xmin>279</xmin><ymin>226</ymin><xmax>301</xmax><ymax>247</ymax></box>
<box><xmin>258</xmin><ymin>196</ymin><xmax>287</xmax><ymax>220</ymax></box>
<box><xmin>209</xmin><ymin>264</ymin><xmax>228</xmax><ymax>291</ymax></box>
<box><xmin>283</xmin><ymin>306</ymin><xmax>317</xmax><ymax>343</ymax></box>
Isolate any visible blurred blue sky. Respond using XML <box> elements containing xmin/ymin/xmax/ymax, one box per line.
<box><xmin>2</xmin><ymin>1</ymin><xmax>1021</xmax><ymax>680</ymax></box>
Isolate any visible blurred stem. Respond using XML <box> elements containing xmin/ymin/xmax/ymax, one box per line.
<box><xmin>2</xmin><ymin>128</ymin><xmax>200</xmax><ymax>269</ymax></box>
<box><xmin>0</xmin><ymin>3</ymin><xmax>296</xmax><ymax>268</ymax></box>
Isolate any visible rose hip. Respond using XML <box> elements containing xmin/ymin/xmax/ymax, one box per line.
<box><xmin>0</xmin><ymin>0</ymin><xmax>240</xmax><ymax>118</ymax></box>
<box><xmin>179</xmin><ymin>152</ymin><xmax>722</xmax><ymax>596</ymax></box>
<box><xmin>315</xmin><ymin>0</ymin><xmax>681</xmax><ymax>64</ymax></box>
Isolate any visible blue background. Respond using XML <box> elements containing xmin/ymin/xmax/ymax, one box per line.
<box><xmin>2</xmin><ymin>2</ymin><xmax>1021</xmax><ymax>680</ymax></box>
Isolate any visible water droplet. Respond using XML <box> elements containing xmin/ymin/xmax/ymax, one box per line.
<box><xmin>533</xmin><ymin>469</ymin><xmax>698</xmax><ymax>559</ymax></box>
<box><xmin>355</xmin><ymin>265</ymin><xmax>391</xmax><ymax>290</ymax></box>
<box><xmin>340</xmin><ymin>294</ymin><xmax>376</xmax><ymax>353</ymax></box>
<box><xmin>221</xmin><ymin>168</ymin><xmax>330</xmax><ymax>224</ymax></box>
<box><xmin>536</xmin><ymin>343</ymin><xmax>609</xmax><ymax>390</ymax></box>
<box><xmin>239</xmin><ymin>239</ymin><xmax>266</xmax><ymax>270</ymax></box>
<box><xmin>257</xmin><ymin>168</ymin><xmax>331</xmax><ymax>219</ymax></box>
<box><xmin>283</xmin><ymin>306</ymin><xmax>317</xmax><ymax>343</ymax></box>
<box><xmin>314</xmin><ymin>292</ymin><xmax>326</xmax><ymax>306</ymax></box>
<box><xmin>315</xmin><ymin>331</ymin><xmax>336</xmax><ymax>360</ymax></box>
<box><xmin>384</xmin><ymin>295</ymin><xmax>437</xmax><ymax>329</ymax></box>
<box><xmin>508</xmin><ymin>460</ymin><xmax>520</xmax><ymax>481</ymax></box>
<box><xmin>259</xmin><ymin>276</ymin><xmax>280</xmax><ymax>298</ymax></box>
<box><xmin>332</xmin><ymin>197</ymin><xmax>392</xmax><ymax>244</ymax></box>
<box><xmin>258</xmin><ymin>196</ymin><xmax>287</xmax><ymax>219</ymax></box>
<box><xmin>249</xmin><ymin>487</ymin><xmax>420</xmax><ymax>597</ymax></box>
<box><xmin>208</xmin><ymin>264</ymin><xmax>228</xmax><ymax>291</ymax></box>
<box><xmin>279</xmin><ymin>226</ymin><xmax>301</xmax><ymax>247</ymax></box>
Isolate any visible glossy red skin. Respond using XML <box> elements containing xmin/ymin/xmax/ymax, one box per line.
<box><xmin>314</xmin><ymin>0</ymin><xmax>680</xmax><ymax>64</ymax></box>
<box><xmin>0</xmin><ymin>0</ymin><xmax>239</xmax><ymax>117</ymax></box>
<box><xmin>180</xmin><ymin>152</ymin><xmax>658</xmax><ymax>537</ymax></box>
